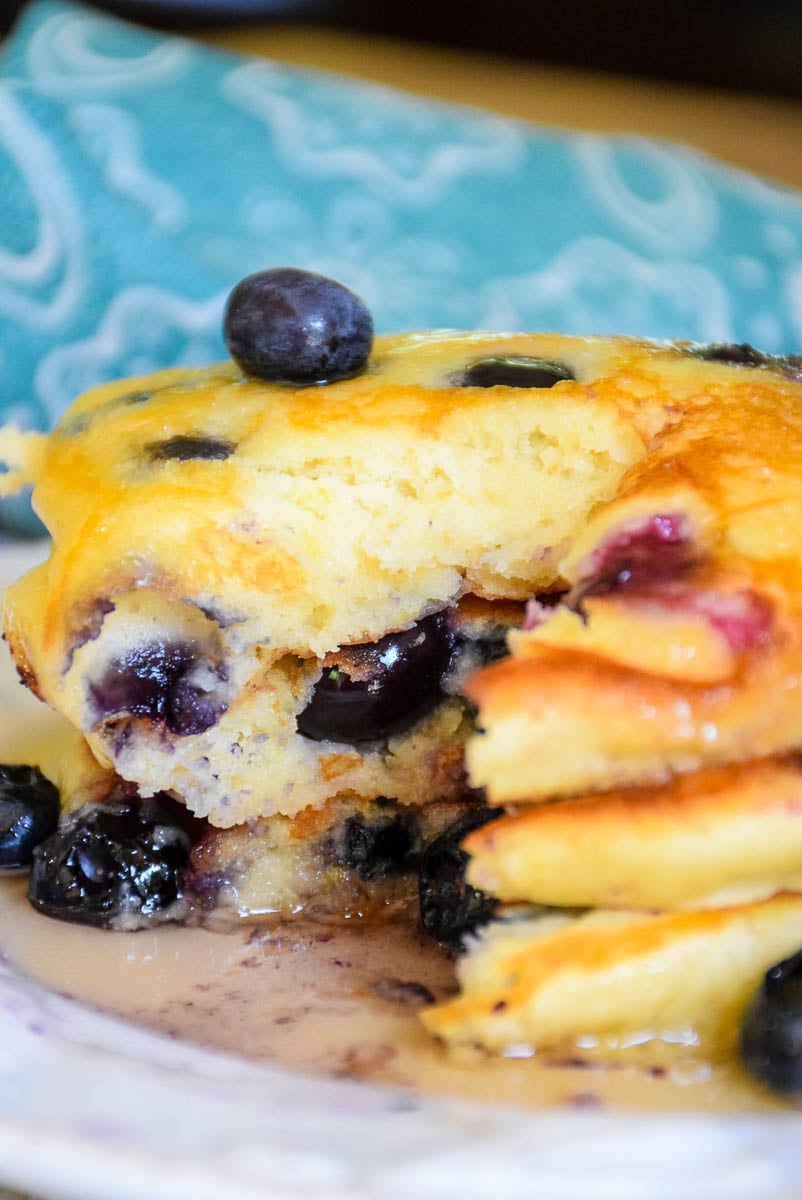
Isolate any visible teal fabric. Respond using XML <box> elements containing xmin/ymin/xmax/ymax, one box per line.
<box><xmin>2</xmin><ymin>0</ymin><xmax>802</xmax><ymax>532</ymax></box>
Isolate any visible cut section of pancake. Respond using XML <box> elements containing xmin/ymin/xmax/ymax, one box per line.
<box><xmin>422</xmin><ymin>895</ymin><xmax>802</xmax><ymax>1054</ymax></box>
<box><xmin>188</xmin><ymin>793</ymin><xmax>478</xmax><ymax>922</ymax></box>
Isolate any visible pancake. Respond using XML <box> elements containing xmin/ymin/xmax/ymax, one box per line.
<box><xmin>466</xmin><ymin>353</ymin><xmax>802</xmax><ymax>801</ymax></box>
<box><xmin>463</xmin><ymin>756</ymin><xmax>802</xmax><ymax>911</ymax></box>
<box><xmin>4</xmin><ymin>303</ymin><xmax>802</xmax><ymax>936</ymax></box>
<box><xmin>422</xmin><ymin>895</ymin><xmax>802</xmax><ymax>1055</ymax></box>
<box><xmin>3</xmin><ymin>331</ymin><xmax>659</xmax><ymax>830</ymax></box>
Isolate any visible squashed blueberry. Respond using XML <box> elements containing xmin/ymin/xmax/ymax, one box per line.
<box><xmin>223</xmin><ymin>267</ymin><xmax>374</xmax><ymax>385</ymax></box>
<box><xmin>572</xmin><ymin>513</ymin><xmax>695</xmax><ymax>601</ymax></box>
<box><xmin>456</xmin><ymin>357</ymin><xmax>575</xmax><ymax>389</ymax></box>
<box><xmin>336</xmin><ymin>807</ymin><xmax>420</xmax><ymax>882</ymax></box>
<box><xmin>694</xmin><ymin>343</ymin><xmax>770</xmax><ymax>368</ymax></box>
<box><xmin>28</xmin><ymin>797</ymin><xmax>192</xmax><ymax>927</ymax></box>
<box><xmin>147</xmin><ymin>435</ymin><xmax>235</xmax><ymax>462</ymax></box>
<box><xmin>90</xmin><ymin>641</ymin><xmax>226</xmax><ymax>736</ymax></box>
<box><xmin>0</xmin><ymin>764</ymin><xmax>60</xmax><ymax>871</ymax></box>
<box><xmin>418</xmin><ymin>808</ymin><xmax>501</xmax><ymax>951</ymax></box>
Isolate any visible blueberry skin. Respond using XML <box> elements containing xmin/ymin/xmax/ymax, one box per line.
<box><xmin>223</xmin><ymin>267</ymin><xmax>374</xmax><ymax>385</ymax></box>
<box><xmin>29</xmin><ymin>798</ymin><xmax>192</xmax><ymax>928</ymax></box>
<box><xmin>694</xmin><ymin>343</ymin><xmax>771</xmax><ymax>368</ymax></box>
<box><xmin>148</xmin><ymin>436</ymin><xmax>235</xmax><ymax>462</ymax></box>
<box><xmin>418</xmin><ymin>808</ymin><xmax>501</xmax><ymax>951</ymax></box>
<box><xmin>740</xmin><ymin>949</ymin><xmax>802</xmax><ymax>1096</ymax></box>
<box><xmin>0</xmin><ymin>764</ymin><xmax>60</xmax><ymax>871</ymax></box>
<box><xmin>296</xmin><ymin>612</ymin><xmax>454</xmax><ymax>745</ymax></box>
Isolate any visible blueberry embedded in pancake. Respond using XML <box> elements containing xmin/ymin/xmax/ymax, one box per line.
<box><xmin>186</xmin><ymin>793</ymin><xmax>485</xmax><ymax>923</ymax></box>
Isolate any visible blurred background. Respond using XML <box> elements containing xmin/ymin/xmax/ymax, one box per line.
<box><xmin>2</xmin><ymin>0</ymin><xmax>802</xmax><ymax>98</ymax></box>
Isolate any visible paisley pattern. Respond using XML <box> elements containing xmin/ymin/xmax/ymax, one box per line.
<box><xmin>2</xmin><ymin>0</ymin><xmax>802</xmax><ymax>527</ymax></box>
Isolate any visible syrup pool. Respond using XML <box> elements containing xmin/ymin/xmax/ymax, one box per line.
<box><xmin>0</xmin><ymin>871</ymin><xmax>784</xmax><ymax>1115</ymax></box>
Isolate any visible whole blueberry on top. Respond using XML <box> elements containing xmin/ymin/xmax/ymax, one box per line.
<box><xmin>223</xmin><ymin>267</ymin><xmax>374</xmax><ymax>385</ymax></box>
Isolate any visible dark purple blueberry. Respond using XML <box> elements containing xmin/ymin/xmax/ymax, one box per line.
<box><xmin>740</xmin><ymin>949</ymin><xmax>802</xmax><ymax>1096</ymax></box>
<box><xmin>0</xmin><ymin>764</ymin><xmax>60</xmax><ymax>871</ymax></box>
<box><xmin>694</xmin><ymin>343</ymin><xmax>770</xmax><ymax>367</ymax></box>
<box><xmin>147</xmin><ymin>435</ymin><xmax>235</xmax><ymax>462</ymax></box>
<box><xmin>296</xmin><ymin>612</ymin><xmax>454</xmax><ymax>745</ymax></box>
<box><xmin>337</xmin><ymin>807</ymin><xmax>419</xmax><ymax>881</ymax></box>
<box><xmin>223</xmin><ymin>267</ymin><xmax>374</xmax><ymax>385</ymax></box>
<box><xmin>418</xmin><ymin>808</ymin><xmax>501</xmax><ymax>951</ymax></box>
<box><xmin>90</xmin><ymin>642</ymin><xmax>226</xmax><ymax>737</ymax></box>
<box><xmin>456</xmin><ymin>357</ymin><xmax>575</xmax><ymax>389</ymax></box>
<box><xmin>694</xmin><ymin>343</ymin><xmax>802</xmax><ymax>380</ymax></box>
<box><xmin>28</xmin><ymin>798</ymin><xmax>192</xmax><ymax>927</ymax></box>
<box><xmin>691</xmin><ymin>345</ymin><xmax>802</xmax><ymax>381</ymax></box>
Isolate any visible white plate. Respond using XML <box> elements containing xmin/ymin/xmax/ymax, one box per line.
<box><xmin>0</xmin><ymin>540</ymin><xmax>801</xmax><ymax>1200</ymax></box>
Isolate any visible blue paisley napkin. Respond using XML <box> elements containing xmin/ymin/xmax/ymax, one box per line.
<box><xmin>3</xmin><ymin>0</ymin><xmax>802</xmax><ymax>532</ymax></box>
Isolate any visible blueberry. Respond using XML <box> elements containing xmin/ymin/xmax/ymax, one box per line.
<box><xmin>147</xmin><ymin>436</ymin><xmax>235</xmax><ymax>462</ymax></box>
<box><xmin>418</xmin><ymin>808</ymin><xmax>501</xmax><ymax>951</ymax></box>
<box><xmin>29</xmin><ymin>798</ymin><xmax>192</xmax><ymax>927</ymax></box>
<box><xmin>456</xmin><ymin>357</ymin><xmax>575</xmax><ymax>388</ymax></box>
<box><xmin>296</xmin><ymin>612</ymin><xmax>454</xmax><ymax>745</ymax></box>
<box><xmin>740</xmin><ymin>949</ymin><xmax>802</xmax><ymax>1096</ymax></box>
<box><xmin>90</xmin><ymin>641</ymin><xmax>226</xmax><ymax>737</ymax></box>
<box><xmin>337</xmin><ymin>808</ymin><xmax>419</xmax><ymax>881</ymax></box>
<box><xmin>694</xmin><ymin>343</ymin><xmax>770</xmax><ymax>368</ymax></box>
<box><xmin>223</xmin><ymin>267</ymin><xmax>374</xmax><ymax>385</ymax></box>
<box><xmin>0</xmin><ymin>764</ymin><xmax>59</xmax><ymax>871</ymax></box>
<box><xmin>694</xmin><ymin>342</ymin><xmax>802</xmax><ymax>380</ymax></box>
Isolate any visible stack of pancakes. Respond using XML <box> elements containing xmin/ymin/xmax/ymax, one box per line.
<box><xmin>424</xmin><ymin>345</ymin><xmax>802</xmax><ymax>1056</ymax></box>
<box><xmin>1</xmin><ymin>331</ymin><xmax>660</xmax><ymax>920</ymax></box>
<box><xmin>6</xmin><ymin>327</ymin><xmax>802</xmax><ymax>978</ymax></box>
